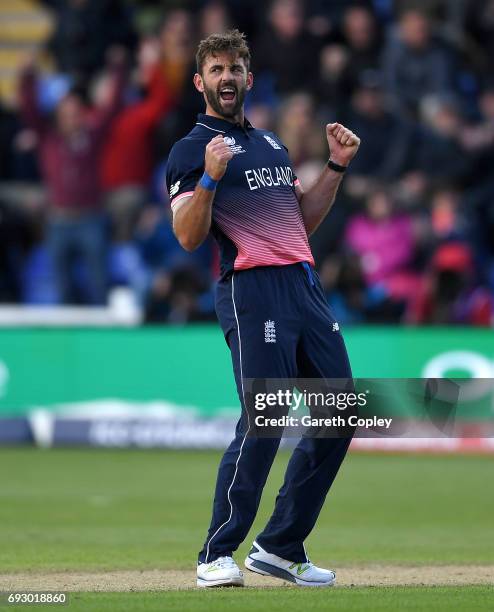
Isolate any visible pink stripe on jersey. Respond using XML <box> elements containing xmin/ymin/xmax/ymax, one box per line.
<box><xmin>213</xmin><ymin>187</ymin><xmax>314</xmax><ymax>270</ymax></box>
<box><xmin>171</xmin><ymin>191</ymin><xmax>194</xmax><ymax>208</ymax></box>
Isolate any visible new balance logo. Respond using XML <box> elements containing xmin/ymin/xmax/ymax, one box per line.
<box><xmin>264</xmin><ymin>320</ymin><xmax>276</xmax><ymax>343</ymax></box>
<box><xmin>264</xmin><ymin>135</ymin><xmax>281</xmax><ymax>149</ymax></box>
<box><xmin>332</xmin><ymin>322</ymin><xmax>340</xmax><ymax>332</ymax></box>
<box><xmin>169</xmin><ymin>180</ymin><xmax>180</xmax><ymax>198</ymax></box>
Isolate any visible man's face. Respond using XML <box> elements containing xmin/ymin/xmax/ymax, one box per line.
<box><xmin>195</xmin><ymin>52</ymin><xmax>252</xmax><ymax>119</ymax></box>
<box><xmin>344</xmin><ymin>7</ymin><xmax>375</xmax><ymax>50</ymax></box>
<box><xmin>400</xmin><ymin>11</ymin><xmax>430</xmax><ymax>49</ymax></box>
<box><xmin>56</xmin><ymin>94</ymin><xmax>84</xmax><ymax>136</ymax></box>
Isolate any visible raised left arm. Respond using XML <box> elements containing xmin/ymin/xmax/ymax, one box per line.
<box><xmin>297</xmin><ymin>123</ymin><xmax>360</xmax><ymax>236</ymax></box>
<box><xmin>90</xmin><ymin>47</ymin><xmax>128</xmax><ymax>136</ymax></box>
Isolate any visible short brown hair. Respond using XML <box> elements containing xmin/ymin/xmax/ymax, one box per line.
<box><xmin>196</xmin><ymin>29</ymin><xmax>251</xmax><ymax>75</ymax></box>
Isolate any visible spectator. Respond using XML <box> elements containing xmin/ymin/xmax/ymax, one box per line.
<box><xmin>316</xmin><ymin>44</ymin><xmax>353</xmax><ymax>115</ymax></box>
<box><xmin>382</xmin><ymin>8</ymin><xmax>454</xmax><ymax>117</ymax></box>
<box><xmin>253</xmin><ymin>0</ymin><xmax>321</xmax><ymax>96</ymax></box>
<box><xmin>409</xmin><ymin>94</ymin><xmax>471</xmax><ymax>194</ymax></box>
<box><xmin>344</xmin><ymin>71</ymin><xmax>413</xmax><ymax>198</ymax></box>
<box><xmin>41</xmin><ymin>0</ymin><xmax>136</xmax><ymax>87</ymax></box>
<box><xmin>429</xmin><ymin>187</ymin><xmax>468</xmax><ymax>243</ymax></box>
<box><xmin>344</xmin><ymin>187</ymin><xmax>420</xmax><ymax>303</ymax></box>
<box><xmin>276</xmin><ymin>93</ymin><xmax>326</xmax><ymax>167</ymax></box>
<box><xmin>407</xmin><ymin>242</ymin><xmax>493</xmax><ymax>325</ymax></box>
<box><xmin>155</xmin><ymin>9</ymin><xmax>198</xmax><ymax>155</ymax></box>
<box><xmin>101</xmin><ymin>37</ymin><xmax>173</xmax><ymax>242</ymax></box>
<box><xmin>319</xmin><ymin>253</ymin><xmax>397</xmax><ymax>324</ymax></box>
<box><xmin>144</xmin><ymin>266</ymin><xmax>215</xmax><ymax>324</ymax></box>
<box><xmin>305</xmin><ymin>0</ymin><xmax>357</xmax><ymax>35</ymax></box>
<box><xmin>341</xmin><ymin>5</ymin><xmax>382</xmax><ymax>88</ymax></box>
<box><xmin>18</xmin><ymin>50</ymin><xmax>126</xmax><ymax>304</ymax></box>
<box><xmin>135</xmin><ymin>206</ymin><xmax>213</xmax><ymax>284</ymax></box>
<box><xmin>199</xmin><ymin>1</ymin><xmax>232</xmax><ymax>38</ymax></box>
<box><xmin>159</xmin><ymin>9</ymin><xmax>195</xmax><ymax>103</ymax></box>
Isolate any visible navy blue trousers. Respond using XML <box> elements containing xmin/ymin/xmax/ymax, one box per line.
<box><xmin>199</xmin><ymin>263</ymin><xmax>353</xmax><ymax>564</ymax></box>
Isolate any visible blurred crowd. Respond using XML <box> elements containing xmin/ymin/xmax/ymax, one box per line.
<box><xmin>1</xmin><ymin>0</ymin><xmax>494</xmax><ymax>325</ymax></box>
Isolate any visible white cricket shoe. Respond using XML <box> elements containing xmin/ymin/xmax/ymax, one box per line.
<box><xmin>245</xmin><ymin>541</ymin><xmax>336</xmax><ymax>587</ymax></box>
<box><xmin>197</xmin><ymin>556</ymin><xmax>245</xmax><ymax>588</ymax></box>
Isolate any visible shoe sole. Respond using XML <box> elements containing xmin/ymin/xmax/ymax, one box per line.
<box><xmin>197</xmin><ymin>577</ymin><xmax>244</xmax><ymax>588</ymax></box>
<box><xmin>244</xmin><ymin>556</ymin><xmax>335</xmax><ymax>588</ymax></box>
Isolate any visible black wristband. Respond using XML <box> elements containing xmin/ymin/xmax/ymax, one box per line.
<box><xmin>327</xmin><ymin>159</ymin><xmax>347</xmax><ymax>173</ymax></box>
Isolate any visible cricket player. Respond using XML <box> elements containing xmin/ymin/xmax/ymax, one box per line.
<box><xmin>166</xmin><ymin>29</ymin><xmax>360</xmax><ymax>588</ymax></box>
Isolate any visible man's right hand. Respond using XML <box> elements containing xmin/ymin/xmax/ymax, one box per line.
<box><xmin>204</xmin><ymin>135</ymin><xmax>233</xmax><ymax>181</ymax></box>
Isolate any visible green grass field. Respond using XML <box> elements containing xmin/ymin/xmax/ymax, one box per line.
<box><xmin>1</xmin><ymin>448</ymin><xmax>493</xmax><ymax>610</ymax></box>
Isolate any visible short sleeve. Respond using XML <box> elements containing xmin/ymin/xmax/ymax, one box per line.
<box><xmin>165</xmin><ymin>139</ymin><xmax>204</xmax><ymax>209</ymax></box>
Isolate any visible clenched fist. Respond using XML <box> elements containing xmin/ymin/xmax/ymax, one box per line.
<box><xmin>326</xmin><ymin>123</ymin><xmax>360</xmax><ymax>167</ymax></box>
<box><xmin>204</xmin><ymin>135</ymin><xmax>234</xmax><ymax>181</ymax></box>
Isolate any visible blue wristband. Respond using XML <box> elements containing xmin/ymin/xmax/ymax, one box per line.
<box><xmin>199</xmin><ymin>171</ymin><xmax>218</xmax><ymax>191</ymax></box>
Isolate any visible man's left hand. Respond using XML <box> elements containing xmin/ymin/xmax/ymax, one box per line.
<box><xmin>326</xmin><ymin>123</ymin><xmax>360</xmax><ymax>167</ymax></box>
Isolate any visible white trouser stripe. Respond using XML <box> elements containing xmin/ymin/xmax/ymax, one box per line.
<box><xmin>205</xmin><ymin>273</ymin><xmax>250</xmax><ymax>563</ymax></box>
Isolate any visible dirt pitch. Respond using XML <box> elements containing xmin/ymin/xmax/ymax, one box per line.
<box><xmin>0</xmin><ymin>566</ymin><xmax>492</xmax><ymax>591</ymax></box>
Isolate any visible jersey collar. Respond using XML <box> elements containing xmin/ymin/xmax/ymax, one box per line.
<box><xmin>196</xmin><ymin>113</ymin><xmax>254</xmax><ymax>134</ymax></box>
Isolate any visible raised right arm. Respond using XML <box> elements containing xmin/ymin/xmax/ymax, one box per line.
<box><xmin>18</xmin><ymin>61</ymin><xmax>45</xmax><ymax>135</ymax></box>
<box><xmin>171</xmin><ymin>135</ymin><xmax>233</xmax><ymax>252</ymax></box>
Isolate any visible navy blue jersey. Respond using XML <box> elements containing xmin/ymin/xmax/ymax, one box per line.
<box><xmin>165</xmin><ymin>113</ymin><xmax>314</xmax><ymax>278</ymax></box>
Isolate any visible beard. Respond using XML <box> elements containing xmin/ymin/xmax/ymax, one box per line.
<box><xmin>203</xmin><ymin>81</ymin><xmax>246</xmax><ymax>119</ymax></box>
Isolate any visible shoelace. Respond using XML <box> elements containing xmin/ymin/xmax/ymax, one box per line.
<box><xmin>288</xmin><ymin>561</ymin><xmax>313</xmax><ymax>575</ymax></box>
<box><xmin>211</xmin><ymin>556</ymin><xmax>236</xmax><ymax>569</ymax></box>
